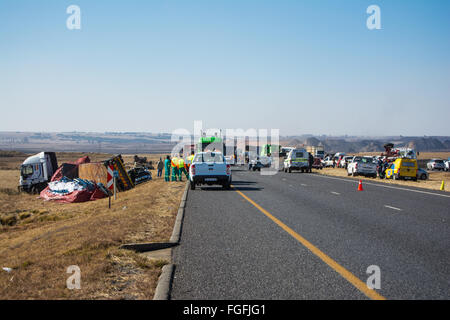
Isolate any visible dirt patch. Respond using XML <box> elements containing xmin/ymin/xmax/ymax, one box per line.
<box><xmin>0</xmin><ymin>153</ymin><xmax>183</xmax><ymax>299</ymax></box>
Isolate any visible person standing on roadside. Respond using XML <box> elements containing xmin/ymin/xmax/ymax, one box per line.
<box><xmin>308</xmin><ymin>152</ymin><xmax>314</xmax><ymax>173</ymax></box>
<box><xmin>164</xmin><ymin>155</ymin><xmax>171</xmax><ymax>182</ymax></box>
<box><xmin>157</xmin><ymin>157</ymin><xmax>164</xmax><ymax>178</ymax></box>
<box><xmin>171</xmin><ymin>155</ymin><xmax>179</xmax><ymax>181</ymax></box>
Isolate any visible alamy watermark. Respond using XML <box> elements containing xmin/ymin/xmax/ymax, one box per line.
<box><xmin>66</xmin><ymin>265</ymin><xmax>81</xmax><ymax>290</ymax></box>
<box><xmin>171</xmin><ymin>121</ymin><xmax>280</xmax><ymax>175</ymax></box>
<box><xmin>66</xmin><ymin>5</ymin><xmax>81</xmax><ymax>30</ymax></box>
<box><xmin>366</xmin><ymin>265</ymin><xmax>381</xmax><ymax>290</ymax></box>
<box><xmin>367</xmin><ymin>5</ymin><xmax>381</xmax><ymax>30</ymax></box>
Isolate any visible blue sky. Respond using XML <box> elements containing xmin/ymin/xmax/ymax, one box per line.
<box><xmin>0</xmin><ymin>0</ymin><xmax>449</xmax><ymax>136</ymax></box>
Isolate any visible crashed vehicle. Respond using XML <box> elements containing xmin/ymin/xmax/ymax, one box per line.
<box><xmin>127</xmin><ymin>167</ymin><xmax>152</xmax><ymax>185</ymax></box>
<box><xmin>19</xmin><ymin>152</ymin><xmax>58</xmax><ymax>194</ymax></box>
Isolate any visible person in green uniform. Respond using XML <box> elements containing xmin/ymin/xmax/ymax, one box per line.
<box><xmin>164</xmin><ymin>155</ymin><xmax>171</xmax><ymax>182</ymax></box>
<box><xmin>178</xmin><ymin>156</ymin><xmax>189</xmax><ymax>181</ymax></box>
<box><xmin>171</xmin><ymin>156</ymin><xmax>179</xmax><ymax>181</ymax></box>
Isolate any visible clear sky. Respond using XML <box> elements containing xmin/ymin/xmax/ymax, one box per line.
<box><xmin>1</xmin><ymin>0</ymin><xmax>449</xmax><ymax>136</ymax></box>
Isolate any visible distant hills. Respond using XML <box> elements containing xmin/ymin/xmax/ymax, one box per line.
<box><xmin>0</xmin><ymin>132</ymin><xmax>449</xmax><ymax>154</ymax></box>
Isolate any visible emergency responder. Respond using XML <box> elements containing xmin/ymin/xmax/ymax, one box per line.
<box><xmin>187</xmin><ymin>151</ymin><xmax>195</xmax><ymax>168</ymax></box>
<box><xmin>171</xmin><ymin>155</ymin><xmax>179</xmax><ymax>181</ymax></box>
<box><xmin>178</xmin><ymin>155</ymin><xmax>189</xmax><ymax>181</ymax></box>
<box><xmin>164</xmin><ymin>155</ymin><xmax>171</xmax><ymax>182</ymax></box>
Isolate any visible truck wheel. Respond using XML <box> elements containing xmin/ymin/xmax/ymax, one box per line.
<box><xmin>421</xmin><ymin>174</ymin><xmax>427</xmax><ymax>180</ymax></box>
<box><xmin>223</xmin><ymin>182</ymin><xmax>231</xmax><ymax>190</ymax></box>
<box><xmin>190</xmin><ymin>182</ymin><xmax>196</xmax><ymax>190</ymax></box>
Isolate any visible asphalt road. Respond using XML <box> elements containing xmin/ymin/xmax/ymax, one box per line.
<box><xmin>171</xmin><ymin>167</ymin><xmax>450</xmax><ymax>300</ymax></box>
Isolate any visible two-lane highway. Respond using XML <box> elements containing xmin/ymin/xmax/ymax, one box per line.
<box><xmin>171</xmin><ymin>168</ymin><xmax>450</xmax><ymax>299</ymax></box>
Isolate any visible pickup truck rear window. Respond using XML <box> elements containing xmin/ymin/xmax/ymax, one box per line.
<box><xmin>295</xmin><ymin>152</ymin><xmax>304</xmax><ymax>158</ymax></box>
<box><xmin>194</xmin><ymin>153</ymin><xmax>224</xmax><ymax>163</ymax></box>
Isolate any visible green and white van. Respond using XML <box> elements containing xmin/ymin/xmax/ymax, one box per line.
<box><xmin>283</xmin><ymin>148</ymin><xmax>310</xmax><ymax>173</ymax></box>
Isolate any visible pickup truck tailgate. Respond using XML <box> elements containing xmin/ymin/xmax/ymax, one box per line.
<box><xmin>194</xmin><ymin>163</ymin><xmax>227</xmax><ymax>176</ymax></box>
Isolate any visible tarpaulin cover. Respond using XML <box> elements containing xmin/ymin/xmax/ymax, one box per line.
<box><xmin>40</xmin><ymin>177</ymin><xmax>106</xmax><ymax>203</ymax></box>
<box><xmin>50</xmin><ymin>156</ymin><xmax>91</xmax><ymax>182</ymax></box>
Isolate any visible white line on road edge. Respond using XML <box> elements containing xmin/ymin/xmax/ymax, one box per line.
<box><xmin>301</xmin><ymin>184</ymin><xmax>307</xmax><ymax>186</ymax></box>
<box><xmin>331</xmin><ymin>191</ymin><xmax>340</xmax><ymax>195</ymax></box>
<box><xmin>384</xmin><ymin>205</ymin><xmax>402</xmax><ymax>211</ymax></box>
<box><xmin>309</xmin><ymin>174</ymin><xmax>450</xmax><ymax>198</ymax></box>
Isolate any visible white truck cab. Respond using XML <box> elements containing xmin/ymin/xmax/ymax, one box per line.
<box><xmin>283</xmin><ymin>148</ymin><xmax>310</xmax><ymax>173</ymax></box>
<box><xmin>19</xmin><ymin>152</ymin><xmax>58</xmax><ymax>194</ymax></box>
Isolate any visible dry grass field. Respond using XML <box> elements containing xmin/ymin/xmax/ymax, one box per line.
<box><xmin>0</xmin><ymin>152</ymin><xmax>184</xmax><ymax>299</ymax></box>
<box><xmin>315</xmin><ymin>152</ymin><xmax>449</xmax><ymax>192</ymax></box>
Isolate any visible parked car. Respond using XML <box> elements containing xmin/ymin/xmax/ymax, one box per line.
<box><xmin>427</xmin><ymin>159</ymin><xmax>445</xmax><ymax>171</ymax></box>
<box><xmin>322</xmin><ymin>156</ymin><xmax>335</xmax><ymax>168</ymax></box>
<box><xmin>189</xmin><ymin>151</ymin><xmax>232</xmax><ymax>190</ymax></box>
<box><xmin>347</xmin><ymin>156</ymin><xmax>377</xmax><ymax>178</ymax></box>
<box><xmin>417</xmin><ymin>168</ymin><xmax>429</xmax><ymax>180</ymax></box>
<box><xmin>338</xmin><ymin>156</ymin><xmax>353</xmax><ymax>169</ymax></box>
<box><xmin>385</xmin><ymin>158</ymin><xmax>418</xmax><ymax>181</ymax></box>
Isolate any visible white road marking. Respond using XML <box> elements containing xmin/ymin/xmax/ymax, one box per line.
<box><xmin>384</xmin><ymin>205</ymin><xmax>402</xmax><ymax>211</ymax></box>
<box><xmin>309</xmin><ymin>174</ymin><xmax>450</xmax><ymax>198</ymax></box>
<box><xmin>331</xmin><ymin>191</ymin><xmax>340</xmax><ymax>195</ymax></box>
<box><xmin>301</xmin><ymin>183</ymin><xmax>307</xmax><ymax>186</ymax></box>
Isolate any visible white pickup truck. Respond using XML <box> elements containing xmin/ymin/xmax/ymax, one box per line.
<box><xmin>189</xmin><ymin>151</ymin><xmax>232</xmax><ymax>190</ymax></box>
<box><xmin>347</xmin><ymin>156</ymin><xmax>377</xmax><ymax>178</ymax></box>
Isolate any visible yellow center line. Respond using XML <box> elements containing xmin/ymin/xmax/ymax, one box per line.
<box><xmin>232</xmin><ymin>186</ymin><xmax>386</xmax><ymax>301</ymax></box>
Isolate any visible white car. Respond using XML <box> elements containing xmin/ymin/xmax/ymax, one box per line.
<box><xmin>189</xmin><ymin>152</ymin><xmax>232</xmax><ymax>190</ymax></box>
<box><xmin>322</xmin><ymin>156</ymin><xmax>335</xmax><ymax>168</ymax></box>
<box><xmin>427</xmin><ymin>159</ymin><xmax>445</xmax><ymax>171</ymax></box>
<box><xmin>347</xmin><ymin>156</ymin><xmax>377</xmax><ymax>178</ymax></box>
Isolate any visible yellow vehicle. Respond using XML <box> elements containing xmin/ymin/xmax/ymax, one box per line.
<box><xmin>385</xmin><ymin>158</ymin><xmax>418</xmax><ymax>181</ymax></box>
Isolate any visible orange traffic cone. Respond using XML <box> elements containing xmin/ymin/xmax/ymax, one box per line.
<box><xmin>358</xmin><ymin>180</ymin><xmax>364</xmax><ymax>191</ymax></box>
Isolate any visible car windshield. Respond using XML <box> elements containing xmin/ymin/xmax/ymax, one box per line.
<box><xmin>360</xmin><ymin>157</ymin><xmax>373</xmax><ymax>163</ymax></box>
<box><xmin>21</xmin><ymin>165</ymin><xmax>33</xmax><ymax>176</ymax></box>
<box><xmin>194</xmin><ymin>152</ymin><xmax>224</xmax><ymax>163</ymax></box>
<box><xmin>434</xmin><ymin>160</ymin><xmax>444</xmax><ymax>164</ymax></box>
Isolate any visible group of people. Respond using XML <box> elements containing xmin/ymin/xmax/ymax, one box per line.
<box><xmin>156</xmin><ymin>151</ymin><xmax>195</xmax><ymax>182</ymax></box>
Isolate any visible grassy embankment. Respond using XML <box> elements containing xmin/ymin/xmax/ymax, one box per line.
<box><xmin>0</xmin><ymin>152</ymin><xmax>184</xmax><ymax>299</ymax></box>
